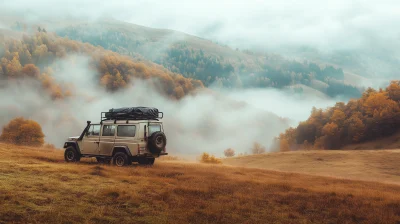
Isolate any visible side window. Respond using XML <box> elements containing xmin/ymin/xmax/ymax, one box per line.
<box><xmin>102</xmin><ymin>125</ymin><xmax>115</xmax><ymax>136</ymax></box>
<box><xmin>149</xmin><ymin>124</ymin><xmax>161</xmax><ymax>135</ymax></box>
<box><xmin>87</xmin><ymin>125</ymin><xmax>100</xmax><ymax>136</ymax></box>
<box><xmin>117</xmin><ymin>125</ymin><xmax>136</xmax><ymax>137</ymax></box>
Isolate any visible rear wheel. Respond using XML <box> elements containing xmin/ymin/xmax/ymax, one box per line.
<box><xmin>112</xmin><ymin>152</ymin><xmax>130</xmax><ymax>167</ymax></box>
<box><xmin>64</xmin><ymin>147</ymin><xmax>80</xmax><ymax>162</ymax></box>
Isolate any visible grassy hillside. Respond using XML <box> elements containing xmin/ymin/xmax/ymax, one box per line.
<box><xmin>1</xmin><ymin>143</ymin><xmax>400</xmax><ymax>223</ymax></box>
<box><xmin>224</xmin><ymin>148</ymin><xmax>400</xmax><ymax>185</ymax></box>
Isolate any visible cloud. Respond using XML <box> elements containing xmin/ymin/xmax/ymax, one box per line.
<box><xmin>0</xmin><ymin>54</ymin><xmax>288</xmax><ymax>156</ymax></box>
<box><xmin>2</xmin><ymin>0</ymin><xmax>400</xmax><ymax>80</ymax></box>
<box><xmin>1</xmin><ymin>0</ymin><xmax>399</xmax><ymax>52</ymax></box>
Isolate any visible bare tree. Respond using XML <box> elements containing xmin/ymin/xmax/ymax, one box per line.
<box><xmin>224</xmin><ymin>148</ymin><xmax>235</xmax><ymax>157</ymax></box>
<box><xmin>251</xmin><ymin>142</ymin><xmax>266</xmax><ymax>154</ymax></box>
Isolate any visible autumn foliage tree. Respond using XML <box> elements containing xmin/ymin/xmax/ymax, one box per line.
<box><xmin>387</xmin><ymin>80</ymin><xmax>400</xmax><ymax>102</ymax></box>
<box><xmin>0</xmin><ymin>117</ymin><xmax>45</xmax><ymax>146</ymax></box>
<box><xmin>278</xmin><ymin>81</ymin><xmax>400</xmax><ymax>151</ymax></box>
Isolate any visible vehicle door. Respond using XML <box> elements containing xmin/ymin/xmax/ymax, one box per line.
<box><xmin>81</xmin><ymin>124</ymin><xmax>101</xmax><ymax>155</ymax></box>
<box><xmin>99</xmin><ymin>124</ymin><xmax>116</xmax><ymax>156</ymax></box>
<box><xmin>115</xmin><ymin>124</ymin><xmax>139</xmax><ymax>156</ymax></box>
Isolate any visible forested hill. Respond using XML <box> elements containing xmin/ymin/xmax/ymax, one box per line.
<box><xmin>48</xmin><ymin>19</ymin><xmax>362</xmax><ymax>99</ymax></box>
<box><xmin>276</xmin><ymin>81</ymin><xmax>400</xmax><ymax>151</ymax></box>
<box><xmin>0</xmin><ymin>31</ymin><xmax>203</xmax><ymax>99</ymax></box>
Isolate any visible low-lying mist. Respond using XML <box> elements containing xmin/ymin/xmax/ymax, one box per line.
<box><xmin>0</xmin><ymin>54</ymin><xmax>338</xmax><ymax>157</ymax></box>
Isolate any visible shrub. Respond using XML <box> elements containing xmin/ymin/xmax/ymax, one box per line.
<box><xmin>0</xmin><ymin>117</ymin><xmax>45</xmax><ymax>146</ymax></box>
<box><xmin>200</xmin><ymin>152</ymin><xmax>222</xmax><ymax>164</ymax></box>
<box><xmin>224</xmin><ymin>148</ymin><xmax>235</xmax><ymax>157</ymax></box>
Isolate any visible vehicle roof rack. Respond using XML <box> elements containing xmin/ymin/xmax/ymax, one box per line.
<box><xmin>100</xmin><ymin>107</ymin><xmax>163</xmax><ymax>124</ymax></box>
<box><xmin>101</xmin><ymin>112</ymin><xmax>162</xmax><ymax>121</ymax></box>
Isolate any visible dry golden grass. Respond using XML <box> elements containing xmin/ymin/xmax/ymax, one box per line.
<box><xmin>158</xmin><ymin>155</ymin><xmax>180</xmax><ymax>161</ymax></box>
<box><xmin>1</xmin><ymin>143</ymin><xmax>400</xmax><ymax>224</ymax></box>
<box><xmin>224</xmin><ymin>149</ymin><xmax>400</xmax><ymax>185</ymax></box>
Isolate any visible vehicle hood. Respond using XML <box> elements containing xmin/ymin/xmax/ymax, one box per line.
<box><xmin>68</xmin><ymin>136</ymin><xmax>80</xmax><ymax>141</ymax></box>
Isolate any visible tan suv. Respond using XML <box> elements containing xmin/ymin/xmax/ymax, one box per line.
<box><xmin>63</xmin><ymin>107</ymin><xmax>168</xmax><ymax>166</ymax></box>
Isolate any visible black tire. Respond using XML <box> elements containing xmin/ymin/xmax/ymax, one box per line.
<box><xmin>64</xmin><ymin>147</ymin><xmax>80</xmax><ymax>162</ymax></box>
<box><xmin>148</xmin><ymin>131</ymin><xmax>167</xmax><ymax>154</ymax></box>
<box><xmin>112</xmin><ymin>152</ymin><xmax>130</xmax><ymax>167</ymax></box>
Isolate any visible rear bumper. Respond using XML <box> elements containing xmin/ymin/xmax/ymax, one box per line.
<box><xmin>137</xmin><ymin>152</ymin><xmax>168</xmax><ymax>158</ymax></box>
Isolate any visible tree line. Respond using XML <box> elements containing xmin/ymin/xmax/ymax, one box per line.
<box><xmin>276</xmin><ymin>81</ymin><xmax>400</xmax><ymax>150</ymax></box>
<box><xmin>0</xmin><ymin>32</ymin><xmax>204</xmax><ymax>100</ymax></box>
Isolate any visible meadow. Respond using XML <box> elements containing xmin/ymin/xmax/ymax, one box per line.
<box><xmin>1</xmin><ymin>143</ymin><xmax>400</xmax><ymax>224</ymax></box>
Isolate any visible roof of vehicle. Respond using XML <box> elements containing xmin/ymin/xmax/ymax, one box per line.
<box><xmin>100</xmin><ymin>120</ymin><xmax>163</xmax><ymax>125</ymax></box>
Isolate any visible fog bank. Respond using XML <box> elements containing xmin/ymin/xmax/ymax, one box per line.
<box><xmin>0</xmin><ymin>54</ymin><xmax>339</xmax><ymax>156</ymax></box>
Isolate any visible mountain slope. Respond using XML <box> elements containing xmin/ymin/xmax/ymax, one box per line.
<box><xmin>49</xmin><ymin>19</ymin><xmax>363</xmax><ymax>99</ymax></box>
<box><xmin>0</xmin><ymin>30</ymin><xmax>203</xmax><ymax>99</ymax></box>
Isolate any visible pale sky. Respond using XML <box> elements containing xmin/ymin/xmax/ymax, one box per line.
<box><xmin>1</xmin><ymin>0</ymin><xmax>400</xmax><ymax>51</ymax></box>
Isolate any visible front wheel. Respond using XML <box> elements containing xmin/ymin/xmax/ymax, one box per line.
<box><xmin>64</xmin><ymin>147</ymin><xmax>80</xmax><ymax>162</ymax></box>
<box><xmin>112</xmin><ymin>152</ymin><xmax>130</xmax><ymax>167</ymax></box>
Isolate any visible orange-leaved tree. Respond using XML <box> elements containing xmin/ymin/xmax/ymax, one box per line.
<box><xmin>0</xmin><ymin>117</ymin><xmax>45</xmax><ymax>146</ymax></box>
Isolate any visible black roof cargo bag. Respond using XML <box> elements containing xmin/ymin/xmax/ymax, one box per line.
<box><xmin>103</xmin><ymin>107</ymin><xmax>162</xmax><ymax>120</ymax></box>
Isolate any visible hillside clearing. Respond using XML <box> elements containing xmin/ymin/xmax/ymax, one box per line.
<box><xmin>1</xmin><ymin>143</ymin><xmax>400</xmax><ymax>223</ymax></box>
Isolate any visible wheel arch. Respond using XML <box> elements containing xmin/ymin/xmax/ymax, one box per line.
<box><xmin>64</xmin><ymin>142</ymin><xmax>81</xmax><ymax>155</ymax></box>
<box><xmin>112</xmin><ymin>146</ymin><xmax>132</xmax><ymax>157</ymax></box>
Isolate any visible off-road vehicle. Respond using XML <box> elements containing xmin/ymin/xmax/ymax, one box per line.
<box><xmin>63</xmin><ymin>107</ymin><xmax>168</xmax><ymax>166</ymax></box>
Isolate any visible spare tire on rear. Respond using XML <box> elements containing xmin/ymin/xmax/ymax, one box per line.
<box><xmin>148</xmin><ymin>131</ymin><xmax>167</xmax><ymax>153</ymax></box>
